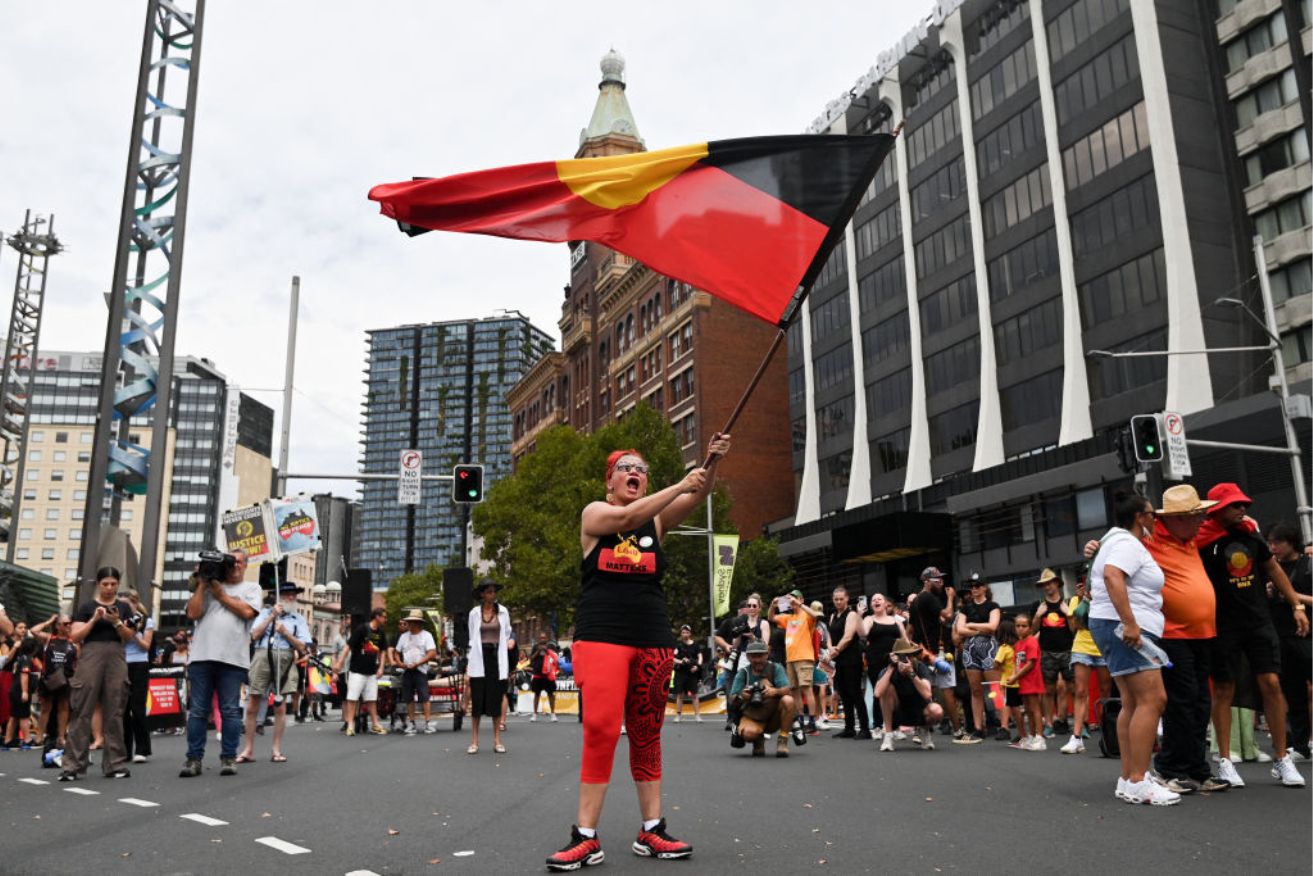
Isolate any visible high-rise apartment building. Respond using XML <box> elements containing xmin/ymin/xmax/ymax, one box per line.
<box><xmin>507</xmin><ymin>51</ymin><xmax>797</xmax><ymax>538</ymax></box>
<box><xmin>312</xmin><ymin>492</ymin><xmax>358</xmax><ymax>585</ymax></box>
<box><xmin>777</xmin><ymin>0</ymin><xmax>1309</xmax><ymax>603</ymax></box>
<box><xmin>357</xmin><ymin>315</ymin><xmax>555</xmax><ymax>589</ymax></box>
<box><xmin>11</xmin><ymin>351</ymin><xmax>274</xmax><ymax>627</ymax></box>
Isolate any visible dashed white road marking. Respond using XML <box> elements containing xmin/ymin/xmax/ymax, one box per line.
<box><xmin>255</xmin><ymin>836</ymin><xmax>311</xmax><ymax>855</ymax></box>
<box><xmin>117</xmin><ymin>797</ymin><xmax>159</xmax><ymax>807</ymax></box>
<box><xmin>345</xmin><ymin>871</ymin><xmax>382</xmax><ymax>875</ymax></box>
<box><xmin>63</xmin><ymin>787</ymin><xmax>100</xmax><ymax>796</ymax></box>
<box><xmin>18</xmin><ymin>778</ymin><xmax>49</xmax><ymax>785</ymax></box>
<box><xmin>180</xmin><ymin>813</ymin><xmax>229</xmax><ymax>827</ymax></box>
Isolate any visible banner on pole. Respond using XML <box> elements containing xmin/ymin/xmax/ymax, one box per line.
<box><xmin>269</xmin><ymin>494</ymin><xmax>322</xmax><ymax>557</ymax></box>
<box><xmin>712</xmin><ymin>534</ymin><xmax>740</xmax><ymax>618</ymax></box>
<box><xmin>221</xmin><ymin>503</ymin><xmax>273</xmax><ymax>561</ymax></box>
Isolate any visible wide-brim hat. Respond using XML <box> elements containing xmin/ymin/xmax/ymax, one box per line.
<box><xmin>891</xmin><ymin>637</ymin><xmax>921</xmax><ymax>656</ymax></box>
<box><xmin>277</xmin><ymin>582</ymin><xmax>303</xmax><ymax>594</ymax></box>
<box><xmin>1157</xmin><ymin>484</ymin><xmax>1218</xmax><ymax>516</ymax></box>
<box><xmin>809</xmin><ymin>600</ymin><xmax>824</xmax><ymax>613</ymax></box>
<box><xmin>1035</xmin><ymin>568</ymin><xmax>1060</xmax><ymax>586</ymax></box>
<box><xmin>1205</xmin><ymin>482</ymin><xmax>1252</xmax><ymax>513</ymax></box>
<box><xmin>402</xmin><ymin>609</ymin><xmax>426</xmax><ymax>623</ymax></box>
<box><xmin>472</xmin><ymin>579</ymin><xmax>504</xmax><ymax>596</ymax></box>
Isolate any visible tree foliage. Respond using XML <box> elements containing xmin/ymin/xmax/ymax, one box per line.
<box><xmin>472</xmin><ymin>403</ymin><xmax>795</xmax><ymax>635</ymax></box>
<box><xmin>383</xmin><ymin>562</ymin><xmax>445</xmax><ymax>640</ymax></box>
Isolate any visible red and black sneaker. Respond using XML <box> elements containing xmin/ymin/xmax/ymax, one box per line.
<box><xmin>546</xmin><ymin>825</ymin><xmax>604</xmax><ymax>871</ymax></box>
<box><xmin>631</xmin><ymin>819</ymin><xmax>693</xmax><ymax>860</ymax></box>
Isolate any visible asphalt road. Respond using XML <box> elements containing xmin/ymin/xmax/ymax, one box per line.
<box><xmin>0</xmin><ymin>710</ymin><xmax>1309</xmax><ymax>875</ymax></box>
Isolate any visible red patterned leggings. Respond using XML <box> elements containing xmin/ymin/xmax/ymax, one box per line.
<box><xmin>574</xmin><ymin>641</ymin><xmax>673</xmax><ymax>784</ymax></box>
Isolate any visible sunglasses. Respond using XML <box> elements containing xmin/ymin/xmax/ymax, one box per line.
<box><xmin>614</xmin><ymin>462</ymin><xmax>649</xmax><ymax>474</ymax></box>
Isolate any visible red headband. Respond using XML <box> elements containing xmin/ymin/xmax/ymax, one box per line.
<box><xmin>606</xmin><ymin>449</ymin><xmax>642</xmax><ymax>480</ymax></box>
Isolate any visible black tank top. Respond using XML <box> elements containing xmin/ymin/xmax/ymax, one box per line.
<box><xmin>576</xmin><ymin>518</ymin><xmax>675</xmax><ymax>649</ymax></box>
<box><xmin>827</xmin><ymin>607</ymin><xmax>862</xmax><ymax>668</ymax></box>
<box><xmin>865</xmin><ymin>619</ymin><xmax>901</xmax><ymax>669</ymax></box>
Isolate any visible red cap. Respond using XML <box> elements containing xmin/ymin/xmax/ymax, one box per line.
<box><xmin>1205</xmin><ymin>482</ymin><xmax>1252</xmax><ymax>513</ymax></box>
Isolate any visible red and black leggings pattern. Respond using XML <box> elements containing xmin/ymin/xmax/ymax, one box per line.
<box><xmin>573</xmin><ymin>641</ymin><xmax>673</xmax><ymax>784</ymax></box>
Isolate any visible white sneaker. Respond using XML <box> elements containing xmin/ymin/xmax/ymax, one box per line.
<box><xmin>1060</xmin><ymin>736</ymin><xmax>1084</xmax><ymax>755</ymax></box>
<box><xmin>1288</xmin><ymin>749</ymin><xmax>1306</xmax><ymax>762</ymax></box>
<box><xmin>920</xmin><ymin>730</ymin><xmax>935</xmax><ymax>751</ymax></box>
<box><xmin>551</xmin><ymin>714</ymin><xmax>559</xmax><ymax>722</ymax></box>
<box><xmin>1115</xmin><ymin>777</ymin><xmax>1130</xmax><ymax>801</ymax></box>
<box><xmin>1271</xmin><ymin>754</ymin><xmax>1306</xmax><ymax>787</ymax></box>
<box><xmin>1251</xmin><ymin>750</ymin><xmax>1272</xmax><ymax>763</ymax></box>
<box><xmin>693</xmin><ymin>714</ymin><xmax>702</xmax><ymax>723</ymax></box>
<box><xmin>1127</xmin><ymin>779</ymin><xmax>1181</xmax><ymax>806</ymax></box>
<box><xmin>673</xmin><ymin>715</ymin><xmax>681</xmax><ymax>723</ymax></box>
<box><xmin>404</xmin><ymin>727</ymin><xmax>417</xmax><ymax>736</ymax></box>
<box><xmin>1025</xmin><ymin>735</ymin><xmax>1048</xmax><ymax>752</ymax></box>
<box><xmin>872</xmin><ymin>728</ymin><xmax>884</xmax><ymax>740</ymax></box>
<box><xmin>893</xmin><ymin>730</ymin><xmax>906</xmax><ymax>741</ymax></box>
<box><xmin>131</xmin><ymin>754</ymin><xmax>148</xmax><ymax>764</ymax></box>
<box><xmin>424</xmin><ymin>722</ymin><xmax>437</xmax><ymax>734</ymax></box>
<box><xmin>880</xmin><ymin>735</ymin><xmax>895</xmax><ymax>752</ymax></box>
<box><xmin>530</xmin><ymin>714</ymin><xmax>537</xmax><ymax>722</ymax></box>
<box><xmin>1216</xmin><ymin>757</ymin><xmax>1245</xmax><ymax>788</ymax></box>
<box><xmin>816</xmin><ymin>717</ymin><xmax>830</xmax><ymax>730</ymax></box>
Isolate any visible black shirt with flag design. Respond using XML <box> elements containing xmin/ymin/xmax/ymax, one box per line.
<box><xmin>1201</xmin><ymin>528</ymin><xmax>1273</xmax><ymax>632</ymax></box>
<box><xmin>576</xmin><ymin>518</ymin><xmax>675</xmax><ymax>649</ymax></box>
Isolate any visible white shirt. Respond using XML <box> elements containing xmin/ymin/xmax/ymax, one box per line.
<box><xmin>1089</xmin><ymin>527</ymin><xmax>1166</xmax><ymax>637</ymax></box>
<box><xmin>396</xmin><ymin>629</ymin><xmax>436</xmax><ymax>668</ymax></box>
<box><xmin>189</xmin><ymin>581</ymin><xmax>263</xmax><ymax>668</ymax></box>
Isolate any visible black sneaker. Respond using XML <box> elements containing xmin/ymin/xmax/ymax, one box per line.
<box><xmin>57</xmin><ymin>771</ymin><xmax>78</xmax><ymax>783</ymax></box>
<box><xmin>1053</xmin><ymin>719</ymin><xmax>1070</xmax><ymax>736</ymax></box>
<box><xmin>730</xmin><ymin>730</ymin><xmax>746</xmax><ymax>749</ymax></box>
<box><xmin>105</xmin><ymin>769</ymin><xmax>131</xmax><ymax>779</ymax></box>
<box><xmin>995</xmin><ymin>727</ymin><xmax>1012</xmax><ymax>741</ymax></box>
<box><xmin>220</xmin><ymin>757</ymin><xmax>237</xmax><ymax>776</ymax></box>
<box><xmin>832</xmin><ymin>728</ymin><xmax>856</xmax><ymax>739</ymax></box>
<box><xmin>179</xmin><ymin>759</ymin><xmax>202</xmax><ymax>778</ymax></box>
<box><xmin>546</xmin><ymin>825</ymin><xmax>604</xmax><ymax>871</ymax></box>
<box><xmin>854</xmin><ymin>730</ymin><xmax>872</xmax><ymax>740</ymax></box>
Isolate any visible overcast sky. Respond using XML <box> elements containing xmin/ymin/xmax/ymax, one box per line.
<box><xmin>0</xmin><ymin>1</ymin><xmax>925</xmax><ymax>501</ymax></box>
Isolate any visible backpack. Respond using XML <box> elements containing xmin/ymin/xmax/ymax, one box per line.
<box><xmin>1097</xmin><ymin>697</ymin><xmax>1122</xmax><ymax>758</ymax></box>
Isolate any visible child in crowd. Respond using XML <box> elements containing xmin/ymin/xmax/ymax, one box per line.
<box><xmin>994</xmin><ymin>618</ymin><xmax>1022</xmax><ymax>743</ymax></box>
<box><xmin>1009</xmin><ymin>614</ymin><xmax>1047</xmax><ymax>751</ymax></box>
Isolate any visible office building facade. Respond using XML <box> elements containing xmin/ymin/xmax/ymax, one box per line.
<box><xmin>357</xmin><ymin>315</ymin><xmax>555</xmax><ymax>589</ymax></box>
<box><xmin>778</xmin><ymin>0</ymin><xmax>1310</xmax><ymax>605</ymax></box>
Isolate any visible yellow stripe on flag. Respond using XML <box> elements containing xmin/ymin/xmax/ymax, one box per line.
<box><xmin>556</xmin><ymin>142</ymin><xmax>708</xmax><ymax>209</ymax></box>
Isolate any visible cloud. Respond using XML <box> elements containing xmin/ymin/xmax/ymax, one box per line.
<box><xmin>1</xmin><ymin>1</ymin><xmax>924</xmax><ymax>501</ymax></box>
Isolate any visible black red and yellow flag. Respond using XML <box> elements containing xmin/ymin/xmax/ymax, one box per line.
<box><xmin>368</xmin><ymin>135</ymin><xmax>893</xmax><ymax>326</ymax></box>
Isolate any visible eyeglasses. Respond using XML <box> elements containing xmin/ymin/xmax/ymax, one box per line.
<box><xmin>614</xmin><ymin>462</ymin><xmax>649</xmax><ymax>474</ymax></box>
<box><xmin>745</xmin><ymin>603</ymin><xmax>759</xmax><ymax>609</ymax></box>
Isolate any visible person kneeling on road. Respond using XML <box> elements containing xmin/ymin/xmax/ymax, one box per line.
<box><xmin>875</xmin><ymin>638</ymin><xmax>945</xmax><ymax>752</ymax></box>
<box><xmin>728</xmin><ymin>640</ymin><xmax>803</xmax><ymax>758</ymax></box>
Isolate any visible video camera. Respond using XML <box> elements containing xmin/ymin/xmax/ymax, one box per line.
<box><xmin>196</xmin><ymin>549</ymin><xmax>237</xmax><ymax>584</ymax></box>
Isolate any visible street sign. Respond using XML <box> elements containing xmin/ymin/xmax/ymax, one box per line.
<box><xmin>398</xmin><ymin>449</ymin><xmax>422</xmax><ymax>504</ymax></box>
<box><xmin>1162</xmin><ymin>410</ymin><xmax>1191</xmax><ymax>480</ymax></box>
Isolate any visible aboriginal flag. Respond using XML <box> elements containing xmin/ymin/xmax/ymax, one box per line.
<box><xmin>368</xmin><ymin>135</ymin><xmax>894</xmax><ymax>326</ymax></box>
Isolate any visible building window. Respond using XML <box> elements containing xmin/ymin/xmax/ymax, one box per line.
<box><xmin>1046</xmin><ymin>0</ymin><xmax>1130</xmax><ymax>63</ymax></box>
<box><xmin>921</xmin><ymin>274</ymin><xmax>978</xmax><ymax>338</ymax></box>
<box><xmin>1075</xmin><ymin>487</ymin><xmax>1108</xmax><ymax>530</ymax></box>
<box><xmin>1078</xmin><ymin>248</ymin><xmax>1165</xmax><ymax>326</ymax></box>
<box><xmin>813</xmin><ymin>240</ymin><xmax>848</xmax><ymax>289</ymax></box>
<box><xmin>1268</xmin><ymin>257</ymin><xmax>1313</xmax><ymax>304</ymax></box>
<box><xmin>1233</xmin><ymin>68</ymin><xmax>1299</xmax><ymax>129</ymax></box>
<box><xmin>71</xmin><ymin>509</ymin><xmax>85</xmax><ymax>521</ymax></box>
<box><xmin>873</xmin><ymin>427</ymin><xmax>910</xmax><ymax>474</ymax></box>
<box><xmin>821</xmin><ymin>450</ymin><xmax>851</xmax><ymax>490</ymax></box>
<box><xmin>858</xmin><ymin>258</ymin><xmax>906</xmax><ymax>313</ymax></box>
<box><xmin>43</xmin><ymin>528</ymin><xmax>57</xmax><ymax>540</ymax></box>
<box><xmin>23</xmin><ymin>489</ymin><xmax>35</xmax><ymax>501</ymax></box>
<box><xmin>994</xmin><ymin>296</ymin><xmax>1063</xmax><ymax>366</ymax></box>
<box><xmin>25</xmin><ymin>470</ymin><xmax>39</xmax><ymax>481</ymax></box>
<box><xmin>1053</xmin><ymin>33</ymin><xmax>1140</xmax><ymax>126</ymax></box>
<box><xmin>76</xmin><ymin>471</ymin><xmax>88</xmax><ymax>482</ymax></box>
<box><xmin>863</xmin><ymin>311</ymin><xmax>910</xmax><ymax>366</ymax></box>
<box><xmin>52</xmin><ymin>451</ymin><xmax>66</xmax><ymax>462</ymax></box>
<box><xmin>1245</xmin><ymin>129</ymin><xmax>1311</xmax><ymax>187</ymax></box>
<box><xmin>1069</xmin><ymin>174</ymin><xmax>1159</xmax><ymax>259</ymax></box>
<box><xmin>74</xmin><ymin>490</ymin><xmax>87</xmax><ymax>501</ymax></box>
<box><xmin>906</xmin><ymin>50</ymin><xmax>953</xmax><ymax>111</ymax></box>
<box><xmin>48</xmin><ymin>489</ymin><xmax>61</xmax><ymax>501</ymax></box>
<box><xmin>988</xmin><ymin>227</ymin><xmax>1059</xmax><ymax>303</ymax></box>
<box><xmin>20</xmin><ymin>509</ymin><xmax>34</xmax><ymax>521</ymax></box>
<box><xmin>867</xmin><ymin>369</ymin><xmax>911</xmax><ymax>419</ymax></box>
<box><xmin>915</xmin><ymin>214</ymin><xmax>972</xmax><ymax>279</ymax></box>
<box><xmin>905</xmin><ymin>99</ymin><xmax>961</xmax><ymax>167</ymax></box>
<box><xmin>929</xmin><ymin>401</ymin><xmax>980</xmax><ymax>454</ymax></box>
<box><xmin>1281</xmin><ymin>327</ymin><xmax>1312</xmax><ymax>365</ymax></box>
<box><xmin>27</xmin><ymin>450</ymin><xmax>42</xmax><ymax>462</ymax></box>
<box><xmin>121</xmin><ymin>509</ymin><xmax>134</xmax><ymax>522</ymax></box>
<box><xmin>1000</xmin><ymin>369</ymin><xmax>1063</xmax><ymax>430</ymax></box>
<box><xmin>976</xmin><ymin>101</ymin><xmax>1044</xmax><ymax>180</ymax></box>
<box><xmin>15</xmin><ymin>548</ymin><xmax>28</xmax><ymax>561</ymax></box>
<box><xmin>45</xmin><ymin>509</ymin><xmax>59</xmax><ymax>520</ymax></box>
<box><xmin>910</xmin><ymin>156</ymin><xmax>966</xmax><ymax>222</ymax></box>
<box><xmin>669</xmin><ymin>367</ymin><xmax>695</xmax><ymax>405</ymax></box>
<box><xmin>1088</xmin><ymin>329</ymin><xmax>1167</xmax><ymax>399</ymax></box>
<box><xmin>1062</xmin><ymin>102</ymin><xmax>1150</xmax><ymax>191</ymax></box>
<box><xmin>817</xmin><ymin>396</ymin><xmax>853</xmax><ymax>442</ymax></box>
<box><xmin>982</xmin><ymin>163</ymin><xmax>1051</xmax><ymax>239</ymax></box>
<box><xmin>971</xmin><ymin>38</ymin><xmax>1036</xmax><ymax>121</ymax></box>
<box><xmin>79</xmin><ymin>432</ymin><xmax>93</xmax><ymax>444</ymax></box>
<box><xmin>1254</xmin><ymin>191</ymin><xmax>1312</xmax><ymax>242</ymax></box>
<box><xmin>925</xmin><ymin>335</ymin><xmax>980</xmax><ymax>396</ymax></box>
<box><xmin>813</xmin><ymin>344</ymin><xmax>853</xmax><ymax>392</ymax></box>
<box><xmin>1224</xmin><ymin>10</ymin><xmax>1289</xmax><ymax>74</ymax></box>
<box><xmin>77</xmin><ymin>451</ymin><xmax>90</xmax><ymax>463</ymax></box>
<box><xmin>41</xmin><ymin>548</ymin><xmax>55</xmax><ymax>560</ymax></box>
<box><xmin>971</xmin><ymin>0</ymin><xmax>1031</xmax><ymax>59</ymax></box>
<box><xmin>810</xmin><ymin>291</ymin><xmax>851</xmax><ymax>344</ymax></box>
<box><xmin>55</xmin><ymin>431</ymin><xmax>68</xmax><ymax>443</ymax></box>
<box><xmin>789</xmin><ymin>368</ymin><xmax>806</xmax><ymax>407</ymax></box>
<box><xmin>673</xmin><ymin>413</ymin><xmax>696</xmax><ymax>447</ymax></box>
<box><xmin>855</xmin><ymin>204</ymin><xmax>901</xmax><ymax>260</ymax></box>
<box><xmin>31</xmin><ymin>431</ymin><xmax>44</xmax><ymax>442</ymax></box>
<box><xmin>18</xmin><ymin>528</ymin><xmax>31</xmax><ymax>540</ymax></box>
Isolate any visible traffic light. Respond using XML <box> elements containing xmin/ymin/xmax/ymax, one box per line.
<box><xmin>1130</xmin><ymin>414</ymin><xmax>1163</xmax><ymax>463</ymax></box>
<box><xmin>452</xmin><ymin>464</ymin><xmax>485</xmax><ymax>503</ymax></box>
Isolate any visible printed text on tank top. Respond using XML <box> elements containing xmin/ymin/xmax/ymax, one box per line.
<box><xmin>599</xmin><ymin>531</ymin><xmax>657</xmax><ymax>575</ymax></box>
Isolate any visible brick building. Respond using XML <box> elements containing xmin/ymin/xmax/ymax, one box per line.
<box><xmin>508</xmin><ymin>50</ymin><xmax>794</xmax><ymax>537</ymax></box>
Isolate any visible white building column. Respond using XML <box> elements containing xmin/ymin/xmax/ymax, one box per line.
<box><xmin>940</xmin><ymin>11</ymin><xmax>1005</xmax><ymax>472</ymax></box>
<box><xmin>879</xmin><ymin>73</ymin><xmax>934</xmax><ymax>493</ymax></box>
<box><xmin>1029</xmin><ymin>0</ymin><xmax>1093</xmax><ymax>445</ymax></box>
<box><xmin>1129</xmin><ymin>0</ymin><xmax>1214</xmax><ymax>413</ymax></box>
<box><xmin>793</xmin><ymin>300</ymin><xmax>821</xmax><ymax>525</ymax></box>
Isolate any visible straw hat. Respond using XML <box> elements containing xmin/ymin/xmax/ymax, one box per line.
<box><xmin>1036</xmin><ymin>568</ymin><xmax>1060</xmax><ymax>586</ymax></box>
<box><xmin>402</xmin><ymin>609</ymin><xmax>426</xmax><ymax>624</ymax></box>
<box><xmin>1156</xmin><ymin>484</ymin><xmax>1218</xmax><ymax>515</ymax></box>
<box><xmin>890</xmin><ymin>637</ymin><xmax>921</xmax><ymax>657</ymax></box>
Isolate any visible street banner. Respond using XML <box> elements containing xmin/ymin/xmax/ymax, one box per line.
<box><xmin>145</xmin><ymin>676</ymin><xmax>181</xmax><ymax>716</ymax></box>
<box><xmin>269</xmin><ymin>494</ymin><xmax>321</xmax><ymax>557</ymax></box>
<box><xmin>712</xmin><ymin>534</ymin><xmax>740</xmax><ymax>618</ymax></box>
<box><xmin>222</xmin><ymin>503</ymin><xmax>273</xmax><ymax>561</ymax></box>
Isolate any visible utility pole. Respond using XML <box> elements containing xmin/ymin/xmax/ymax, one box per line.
<box><xmin>276</xmin><ymin>276</ymin><xmax>300</xmax><ymax>497</ymax></box>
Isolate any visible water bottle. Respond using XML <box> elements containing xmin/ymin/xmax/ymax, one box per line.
<box><xmin>1113</xmin><ymin>623</ymin><xmax>1173</xmax><ymax>669</ymax></box>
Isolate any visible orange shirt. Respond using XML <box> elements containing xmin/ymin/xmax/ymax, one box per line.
<box><xmin>1144</xmin><ymin>520</ymin><xmax>1216</xmax><ymax>640</ymax></box>
<box><xmin>775</xmin><ymin>608</ymin><xmax>817</xmax><ymax>663</ymax></box>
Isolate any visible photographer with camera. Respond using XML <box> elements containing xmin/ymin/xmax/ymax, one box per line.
<box><xmin>727</xmin><ymin>640</ymin><xmax>801</xmax><ymax>758</ymax></box>
<box><xmin>874</xmin><ymin>638</ymin><xmax>944</xmax><ymax>753</ymax></box>
<box><xmin>236</xmin><ymin>581</ymin><xmax>310</xmax><ymax>763</ymax></box>
<box><xmin>178</xmin><ymin>549</ymin><xmax>260</xmax><ymax>779</ymax></box>
<box><xmin>60</xmin><ymin>567</ymin><xmax>136</xmax><ymax>781</ymax></box>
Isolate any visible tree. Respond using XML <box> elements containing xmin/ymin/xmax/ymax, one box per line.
<box><xmin>384</xmin><ymin>563</ymin><xmax>444</xmax><ymax>640</ymax></box>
